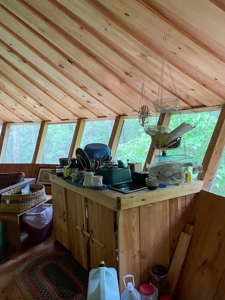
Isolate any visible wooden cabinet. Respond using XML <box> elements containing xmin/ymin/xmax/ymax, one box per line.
<box><xmin>52</xmin><ymin>185</ymin><xmax>118</xmax><ymax>271</ymax></box>
<box><xmin>87</xmin><ymin>198</ymin><xmax>117</xmax><ymax>270</ymax></box>
<box><xmin>66</xmin><ymin>190</ymin><xmax>89</xmax><ymax>269</ymax></box>
<box><xmin>50</xmin><ymin>175</ymin><xmax>203</xmax><ymax>291</ymax></box>
<box><xmin>51</xmin><ymin>182</ymin><xmax>69</xmax><ymax>249</ymax></box>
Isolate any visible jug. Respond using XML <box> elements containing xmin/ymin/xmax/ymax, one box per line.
<box><xmin>83</xmin><ymin>172</ymin><xmax>94</xmax><ymax>186</ymax></box>
<box><xmin>121</xmin><ymin>274</ymin><xmax>141</xmax><ymax>300</ymax></box>
<box><xmin>87</xmin><ymin>261</ymin><xmax>120</xmax><ymax>300</ymax></box>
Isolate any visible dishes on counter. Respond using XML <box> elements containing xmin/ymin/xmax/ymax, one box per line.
<box><xmin>76</xmin><ymin>148</ymin><xmax>91</xmax><ymax>170</ymax></box>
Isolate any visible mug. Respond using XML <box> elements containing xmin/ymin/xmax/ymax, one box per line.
<box><xmin>93</xmin><ymin>175</ymin><xmax>103</xmax><ymax>187</ymax></box>
<box><xmin>83</xmin><ymin>172</ymin><xmax>94</xmax><ymax>186</ymax></box>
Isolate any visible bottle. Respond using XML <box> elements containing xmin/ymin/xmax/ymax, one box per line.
<box><xmin>87</xmin><ymin>261</ymin><xmax>120</xmax><ymax>300</ymax></box>
<box><xmin>149</xmin><ymin>265</ymin><xmax>169</xmax><ymax>299</ymax></box>
<box><xmin>121</xmin><ymin>274</ymin><xmax>141</xmax><ymax>300</ymax></box>
<box><xmin>140</xmin><ymin>283</ymin><xmax>157</xmax><ymax>300</ymax></box>
<box><xmin>185</xmin><ymin>167</ymin><xmax>191</xmax><ymax>182</ymax></box>
<box><xmin>66</xmin><ymin>157</ymin><xmax>79</xmax><ymax>177</ymax></box>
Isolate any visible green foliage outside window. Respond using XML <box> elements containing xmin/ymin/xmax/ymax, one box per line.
<box><xmin>41</xmin><ymin>123</ymin><xmax>76</xmax><ymax>163</ymax></box>
<box><xmin>1</xmin><ymin>110</ymin><xmax>224</xmax><ymax>196</ymax></box>
<box><xmin>4</xmin><ymin>124</ymin><xmax>40</xmax><ymax>163</ymax></box>
<box><xmin>80</xmin><ymin>120</ymin><xmax>114</xmax><ymax>149</ymax></box>
<box><xmin>115</xmin><ymin>118</ymin><xmax>156</xmax><ymax>167</ymax></box>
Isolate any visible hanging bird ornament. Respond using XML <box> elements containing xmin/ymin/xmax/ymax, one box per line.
<box><xmin>138</xmin><ymin>82</ymin><xmax>150</xmax><ymax>127</ymax></box>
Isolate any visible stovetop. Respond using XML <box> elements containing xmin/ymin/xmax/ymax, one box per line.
<box><xmin>110</xmin><ymin>182</ymin><xmax>147</xmax><ymax>194</ymax></box>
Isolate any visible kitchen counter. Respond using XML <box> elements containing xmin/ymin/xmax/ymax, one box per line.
<box><xmin>50</xmin><ymin>174</ymin><xmax>203</xmax><ymax>210</ymax></box>
<box><xmin>50</xmin><ymin>173</ymin><xmax>203</xmax><ymax>291</ymax></box>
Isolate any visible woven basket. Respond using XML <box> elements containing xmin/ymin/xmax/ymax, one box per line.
<box><xmin>151</xmin><ymin>136</ymin><xmax>182</xmax><ymax>150</ymax></box>
<box><xmin>0</xmin><ymin>184</ymin><xmax>46</xmax><ymax>214</ymax></box>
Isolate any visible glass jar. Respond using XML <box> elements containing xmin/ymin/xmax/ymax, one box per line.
<box><xmin>56</xmin><ymin>166</ymin><xmax>64</xmax><ymax>177</ymax></box>
<box><xmin>140</xmin><ymin>283</ymin><xmax>157</xmax><ymax>300</ymax></box>
<box><xmin>149</xmin><ymin>265</ymin><xmax>169</xmax><ymax>299</ymax></box>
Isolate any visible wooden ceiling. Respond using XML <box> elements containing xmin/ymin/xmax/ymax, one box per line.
<box><xmin>0</xmin><ymin>0</ymin><xmax>225</xmax><ymax>124</ymax></box>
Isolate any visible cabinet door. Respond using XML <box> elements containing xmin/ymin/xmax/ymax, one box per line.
<box><xmin>66</xmin><ymin>190</ymin><xmax>89</xmax><ymax>270</ymax></box>
<box><xmin>87</xmin><ymin>198</ymin><xmax>117</xmax><ymax>270</ymax></box>
<box><xmin>51</xmin><ymin>183</ymin><xmax>69</xmax><ymax>249</ymax></box>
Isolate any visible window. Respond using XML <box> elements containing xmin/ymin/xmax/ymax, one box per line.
<box><xmin>40</xmin><ymin>123</ymin><xmax>76</xmax><ymax>164</ymax></box>
<box><xmin>4</xmin><ymin>124</ymin><xmax>40</xmax><ymax>163</ymax></box>
<box><xmin>169</xmin><ymin>111</ymin><xmax>220</xmax><ymax>178</ymax></box>
<box><xmin>210</xmin><ymin>146</ymin><xmax>225</xmax><ymax>196</ymax></box>
<box><xmin>115</xmin><ymin>117</ymin><xmax>158</xmax><ymax>167</ymax></box>
<box><xmin>80</xmin><ymin>120</ymin><xmax>114</xmax><ymax>149</ymax></box>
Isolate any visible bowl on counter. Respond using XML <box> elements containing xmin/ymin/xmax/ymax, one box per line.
<box><xmin>145</xmin><ymin>178</ymin><xmax>159</xmax><ymax>190</ymax></box>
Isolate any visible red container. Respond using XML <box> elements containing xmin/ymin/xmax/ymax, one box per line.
<box><xmin>27</xmin><ymin>219</ymin><xmax>53</xmax><ymax>243</ymax></box>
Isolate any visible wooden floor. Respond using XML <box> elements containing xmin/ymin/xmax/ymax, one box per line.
<box><xmin>0</xmin><ymin>234</ymin><xmax>68</xmax><ymax>300</ymax></box>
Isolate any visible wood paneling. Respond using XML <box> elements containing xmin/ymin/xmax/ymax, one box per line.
<box><xmin>87</xmin><ymin>198</ymin><xmax>117</xmax><ymax>270</ymax></box>
<box><xmin>175</xmin><ymin>190</ymin><xmax>225</xmax><ymax>300</ymax></box>
<box><xmin>0</xmin><ymin>0</ymin><xmax>225</xmax><ymax>123</ymax></box>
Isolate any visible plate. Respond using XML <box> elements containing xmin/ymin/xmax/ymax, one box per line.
<box><xmin>76</xmin><ymin>154</ymin><xmax>86</xmax><ymax>170</ymax></box>
<box><xmin>76</xmin><ymin>148</ymin><xmax>91</xmax><ymax>170</ymax></box>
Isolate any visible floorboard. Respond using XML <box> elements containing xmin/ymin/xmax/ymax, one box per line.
<box><xmin>0</xmin><ymin>234</ymin><xmax>68</xmax><ymax>300</ymax></box>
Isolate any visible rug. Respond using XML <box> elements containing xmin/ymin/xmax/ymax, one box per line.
<box><xmin>15</xmin><ymin>252</ymin><xmax>88</xmax><ymax>300</ymax></box>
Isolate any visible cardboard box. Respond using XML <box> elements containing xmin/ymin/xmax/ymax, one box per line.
<box><xmin>128</xmin><ymin>162</ymin><xmax>142</xmax><ymax>173</ymax></box>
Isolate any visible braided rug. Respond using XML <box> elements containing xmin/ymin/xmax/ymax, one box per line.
<box><xmin>15</xmin><ymin>252</ymin><xmax>88</xmax><ymax>300</ymax></box>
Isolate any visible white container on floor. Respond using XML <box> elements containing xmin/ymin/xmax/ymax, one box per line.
<box><xmin>87</xmin><ymin>261</ymin><xmax>120</xmax><ymax>300</ymax></box>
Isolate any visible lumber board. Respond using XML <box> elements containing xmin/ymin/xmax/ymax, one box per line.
<box><xmin>168</xmin><ymin>225</ymin><xmax>194</xmax><ymax>295</ymax></box>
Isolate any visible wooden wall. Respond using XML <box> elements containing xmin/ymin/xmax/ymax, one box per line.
<box><xmin>0</xmin><ymin>163</ymin><xmax>56</xmax><ymax>194</ymax></box>
<box><xmin>2</xmin><ymin>163</ymin><xmax>224</xmax><ymax>299</ymax></box>
<box><xmin>117</xmin><ymin>193</ymin><xmax>196</xmax><ymax>291</ymax></box>
<box><xmin>175</xmin><ymin>190</ymin><xmax>225</xmax><ymax>300</ymax></box>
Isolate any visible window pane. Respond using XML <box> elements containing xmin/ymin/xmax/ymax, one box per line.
<box><xmin>4</xmin><ymin>124</ymin><xmax>40</xmax><ymax>163</ymax></box>
<box><xmin>210</xmin><ymin>146</ymin><xmax>225</xmax><ymax>196</ymax></box>
<box><xmin>0</xmin><ymin>125</ymin><xmax>2</xmax><ymax>135</ymax></box>
<box><xmin>169</xmin><ymin>111</ymin><xmax>220</xmax><ymax>178</ymax></box>
<box><xmin>115</xmin><ymin>117</ymin><xmax>158</xmax><ymax>168</ymax></box>
<box><xmin>41</xmin><ymin>123</ymin><xmax>76</xmax><ymax>164</ymax></box>
<box><xmin>80</xmin><ymin>120</ymin><xmax>115</xmax><ymax>149</ymax></box>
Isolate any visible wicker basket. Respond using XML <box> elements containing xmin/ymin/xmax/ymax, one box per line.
<box><xmin>151</xmin><ymin>135</ymin><xmax>182</xmax><ymax>150</ymax></box>
<box><xmin>0</xmin><ymin>184</ymin><xmax>46</xmax><ymax>214</ymax></box>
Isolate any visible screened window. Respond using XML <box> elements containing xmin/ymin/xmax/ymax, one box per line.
<box><xmin>4</xmin><ymin>124</ymin><xmax>40</xmax><ymax>163</ymax></box>
<box><xmin>115</xmin><ymin>117</ymin><xmax>158</xmax><ymax>168</ymax></box>
<box><xmin>80</xmin><ymin>120</ymin><xmax>114</xmax><ymax>149</ymax></box>
<box><xmin>40</xmin><ymin>123</ymin><xmax>76</xmax><ymax>164</ymax></box>
<box><xmin>169</xmin><ymin>111</ymin><xmax>219</xmax><ymax>163</ymax></box>
<box><xmin>210</xmin><ymin>146</ymin><xmax>225</xmax><ymax>196</ymax></box>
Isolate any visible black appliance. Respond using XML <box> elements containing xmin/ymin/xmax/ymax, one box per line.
<box><xmin>110</xmin><ymin>182</ymin><xmax>147</xmax><ymax>194</ymax></box>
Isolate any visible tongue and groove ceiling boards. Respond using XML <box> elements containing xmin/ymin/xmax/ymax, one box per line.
<box><xmin>0</xmin><ymin>0</ymin><xmax>225</xmax><ymax>123</ymax></box>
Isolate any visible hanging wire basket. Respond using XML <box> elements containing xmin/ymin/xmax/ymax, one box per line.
<box><xmin>153</xmin><ymin>97</ymin><xmax>179</xmax><ymax>113</ymax></box>
<box><xmin>154</xmin><ymin>37</ymin><xmax>180</xmax><ymax>114</ymax></box>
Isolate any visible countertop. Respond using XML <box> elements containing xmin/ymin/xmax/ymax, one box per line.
<box><xmin>49</xmin><ymin>174</ymin><xmax>203</xmax><ymax>211</ymax></box>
